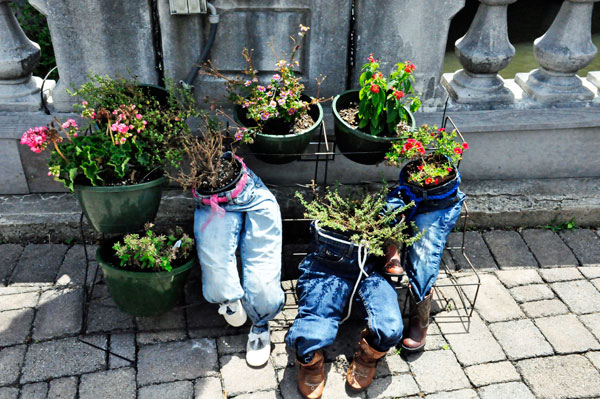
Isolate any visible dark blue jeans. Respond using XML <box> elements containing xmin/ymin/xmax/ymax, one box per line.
<box><xmin>286</xmin><ymin>226</ymin><xmax>403</xmax><ymax>361</ymax></box>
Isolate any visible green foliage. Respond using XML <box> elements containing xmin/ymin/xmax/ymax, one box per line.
<box><xmin>10</xmin><ymin>2</ymin><xmax>56</xmax><ymax>77</ymax></box>
<box><xmin>542</xmin><ymin>218</ymin><xmax>578</xmax><ymax>232</ymax></box>
<box><xmin>296</xmin><ymin>184</ymin><xmax>423</xmax><ymax>257</ymax></box>
<box><xmin>112</xmin><ymin>224</ymin><xmax>194</xmax><ymax>272</ymax></box>
<box><xmin>24</xmin><ymin>75</ymin><xmax>198</xmax><ymax>191</ymax></box>
<box><xmin>358</xmin><ymin>54</ymin><xmax>421</xmax><ymax>136</ymax></box>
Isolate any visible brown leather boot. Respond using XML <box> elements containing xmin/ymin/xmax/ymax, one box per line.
<box><xmin>401</xmin><ymin>289</ymin><xmax>433</xmax><ymax>353</ymax></box>
<box><xmin>346</xmin><ymin>332</ymin><xmax>386</xmax><ymax>391</ymax></box>
<box><xmin>297</xmin><ymin>350</ymin><xmax>325</xmax><ymax>399</ymax></box>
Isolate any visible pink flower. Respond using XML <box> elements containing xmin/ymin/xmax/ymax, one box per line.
<box><xmin>143</xmin><ymin>120</ymin><xmax>147</xmax><ymax>125</ymax></box>
<box><xmin>272</xmin><ymin>74</ymin><xmax>281</xmax><ymax>81</ymax></box>
<box><xmin>288</xmin><ymin>108</ymin><xmax>296</xmax><ymax>115</ymax></box>
<box><xmin>463</xmin><ymin>142</ymin><xmax>469</xmax><ymax>149</ymax></box>
<box><xmin>234</xmin><ymin>127</ymin><xmax>247</xmax><ymax>142</ymax></box>
<box><xmin>81</xmin><ymin>101</ymin><xmax>88</xmax><ymax>106</ymax></box>
<box><xmin>120</xmin><ymin>137</ymin><xmax>126</xmax><ymax>144</ymax></box>
<box><xmin>244</xmin><ymin>80</ymin><xmax>252</xmax><ymax>87</ymax></box>
<box><xmin>258</xmin><ymin>86</ymin><xmax>266</xmax><ymax>92</ymax></box>
<box><xmin>368</xmin><ymin>53</ymin><xmax>375</xmax><ymax>63</ymax></box>
<box><xmin>111</xmin><ymin>124</ymin><xmax>118</xmax><ymax>132</ymax></box>
<box><xmin>269</xmin><ymin>100</ymin><xmax>277</xmax><ymax>108</ymax></box>
<box><xmin>447</xmin><ymin>167</ymin><xmax>453</xmax><ymax>172</ymax></box>
<box><xmin>91</xmin><ymin>112</ymin><xmax>96</xmax><ymax>119</ymax></box>
<box><xmin>260</xmin><ymin>112</ymin><xmax>270</xmax><ymax>120</ymax></box>
<box><xmin>136</xmin><ymin>114</ymin><xmax>142</xmax><ymax>120</ymax></box>
<box><xmin>112</xmin><ymin>110</ymin><xmax>118</xmax><ymax>115</ymax></box>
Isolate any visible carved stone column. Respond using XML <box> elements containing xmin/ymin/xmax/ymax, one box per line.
<box><xmin>442</xmin><ymin>0</ymin><xmax>517</xmax><ymax>104</ymax></box>
<box><xmin>0</xmin><ymin>0</ymin><xmax>42</xmax><ymax>111</ymax></box>
<box><xmin>515</xmin><ymin>0</ymin><xmax>600</xmax><ymax>102</ymax></box>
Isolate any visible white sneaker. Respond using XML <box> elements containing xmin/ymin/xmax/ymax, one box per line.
<box><xmin>218</xmin><ymin>300</ymin><xmax>247</xmax><ymax>327</ymax></box>
<box><xmin>246</xmin><ymin>325</ymin><xmax>271</xmax><ymax>367</ymax></box>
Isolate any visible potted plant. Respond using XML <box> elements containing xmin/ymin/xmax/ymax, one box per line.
<box><xmin>20</xmin><ymin>75</ymin><xmax>197</xmax><ymax>233</ymax></box>
<box><xmin>332</xmin><ymin>54</ymin><xmax>421</xmax><ymax>165</ymax></box>
<box><xmin>96</xmin><ymin>223</ymin><xmax>195</xmax><ymax>316</ymax></box>
<box><xmin>205</xmin><ymin>25</ymin><xmax>325</xmax><ymax>164</ymax></box>
<box><xmin>384</xmin><ymin>124</ymin><xmax>468</xmax><ymax>209</ymax></box>
<box><xmin>295</xmin><ymin>182</ymin><xmax>422</xmax><ymax>258</ymax></box>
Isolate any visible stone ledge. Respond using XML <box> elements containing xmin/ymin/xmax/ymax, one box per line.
<box><xmin>0</xmin><ymin>177</ymin><xmax>598</xmax><ymax>242</ymax></box>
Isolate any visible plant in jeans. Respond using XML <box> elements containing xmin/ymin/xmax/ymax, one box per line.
<box><xmin>204</xmin><ymin>25</ymin><xmax>326</xmax><ymax>143</ymax></box>
<box><xmin>295</xmin><ymin>183</ymin><xmax>422</xmax><ymax>256</ymax></box>
<box><xmin>20</xmin><ymin>75</ymin><xmax>197</xmax><ymax>191</ymax></box>
<box><xmin>385</xmin><ymin>124</ymin><xmax>469</xmax><ymax>188</ymax></box>
<box><xmin>112</xmin><ymin>223</ymin><xmax>194</xmax><ymax>272</ymax></box>
<box><xmin>358</xmin><ymin>54</ymin><xmax>421</xmax><ymax>136</ymax></box>
<box><xmin>169</xmin><ymin>113</ymin><xmax>241</xmax><ymax>193</ymax></box>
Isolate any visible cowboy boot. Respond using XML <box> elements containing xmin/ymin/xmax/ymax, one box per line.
<box><xmin>346</xmin><ymin>331</ymin><xmax>386</xmax><ymax>391</ymax></box>
<box><xmin>401</xmin><ymin>288</ymin><xmax>433</xmax><ymax>353</ymax></box>
<box><xmin>297</xmin><ymin>350</ymin><xmax>325</xmax><ymax>399</ymax></box>
<box><xmin>384</xmin><ymin>245</ymin><xmax>404</xmax><ymax>276</ymax></box>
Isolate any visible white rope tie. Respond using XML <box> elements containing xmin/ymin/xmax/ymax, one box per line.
<box><xmin>314</xmin><ymin>222</ymin><xmax>369</xmax><ymax>324</ymax></box>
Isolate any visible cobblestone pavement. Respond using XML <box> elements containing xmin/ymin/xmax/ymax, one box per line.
<box><xmin>1</xmin><ymin>228</ymin><xmax>600</xmax><ymax>398</ymax></box>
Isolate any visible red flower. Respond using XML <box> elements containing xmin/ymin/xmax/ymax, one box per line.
<box><xmin>410</xmin><ymin>63</ymin><xmax>416</xmax><ymax>71</ymax></box>
<box><xmin>438</xmin><ymin>128</ymin><xmax>445</xmax><ymax>132</ymax></box>
<box><xmin>368</xmin><ymin>53</ymin><xmax>375</xmax><ymax>63</ymax></box>
<box><xmin>463</xmin><ymin>142</ymin><xmax>469</xmax><ymax>149</ymax></box>
<box><xmin>447</xmin><ymin>167</ymin><xmax>453</xmax><ymax>172</ymax></box>
<box><xmin>425</xmin><ymin>178</ymin><xmax>433</xmax><ymax>184</ymax></box>
<box><xmin>394</xmin><ymin>90</ymin><xmax>404</xmax><ymax>100</ymax></box>
<box><xmin>407</xmin><ymin>138</ymin><xmax>416</xmax><ymax>144</ymax></box>
<box><xmin>435</xmin><ymin>178</ymin><xmax>439</xmax><ymax>184</ymax></box>
<box><xmin>418</xmin><ymin>165</ymin><xmax>424</xmax><ymax>170</ymax></box>
<box><xmin>454</xmin><ymin>147</ymin><xmax>463</xmax><ymax>154</ymax></box>
<box><xmin>370</xmin><ymin>84</ymin><xmax>380</xmax><ymax>93</ymax></box>
<box><xmin>404</xmin><ymin>66</ymin><xmax>412</xmax><ymax>73</ymax></box>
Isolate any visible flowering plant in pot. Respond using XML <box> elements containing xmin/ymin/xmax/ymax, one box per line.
<box><xmin>295</xmin><ymin>182</ymin><xmax>422</xmax><ymax>257</ymax></box>
<box><xmin>96</xmin><ymin>223</ymin><xmax>195</xmax><ymax>316</ymax></box>
<box><xmin>385</xmin><ymin>124</ymin><xmax>468</xmax><ymax>189</ymax></box>
<box><xmin>333</xmin><ymin>54</ymin><xmax>421</xmax><ymax>165</ymax></box>
<box><xmin>20</xmin><ymin>75</ymin><xmax>197</xmax><ymax>233</ymax></box>
<box><xmin>205</xmin><ymin>25</ymin><xmax>325</xmax><ymax>164</ymax></box>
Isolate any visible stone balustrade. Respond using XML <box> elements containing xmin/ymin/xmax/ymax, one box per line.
<box><xmin>0</xmin><ymin>0</ymin><xmax>599</xmax><ymax>195</ymax></box>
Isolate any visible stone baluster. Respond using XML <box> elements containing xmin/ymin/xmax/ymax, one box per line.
<box><xmin>0</xmin><ymin>0</ymin><xmax>43</xmax><ymax>111</ymax></box>
<box><xmin>516</xmin><ymin>0</ymin><xmax>599</xmax><ymax>102</ymax></box>
<box><xmin>442</xmin><ymin>0</ymin><xmax>517</xmax><ymax>104</ymax></box>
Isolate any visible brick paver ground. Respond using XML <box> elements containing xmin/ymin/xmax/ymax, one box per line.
<box><xmin>1</xmin><ymin>229</ymin><xmax>600</xmax><ymax>398</ymax></box>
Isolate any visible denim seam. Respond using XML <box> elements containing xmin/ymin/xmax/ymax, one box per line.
<box><xmin>357</xmin><ymin>287</ymin><xmax>375</xmax><ymax>334</ymax></box>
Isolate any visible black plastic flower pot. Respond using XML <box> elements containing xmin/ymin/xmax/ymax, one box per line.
<box><xmin>332</xmin><ymin>89</ymin><xmax>416</xmax><ymax>165</ymax></box>
<box><xmin>194</xmin><ymin>154</ymin><xmax>243</xmax><ymax>196</ymax></box>
<box><xmin>399</xmin><ymin>158</ymin><xmax>461</xmax><ymax>211</ymax></box>
<box><xmin>234</xmin><ymin>95</ymin><xmax>323</xmax><ymax>164</ymax></box>
<box><xmin>96</xmin><ymin>239</ymin><xmax>194</xmax><ymax>317</ymax></box>
<box><xmin>74</xmin><ymin>174</ymin><xmax>166</xmax><ymax>234</ymax></box>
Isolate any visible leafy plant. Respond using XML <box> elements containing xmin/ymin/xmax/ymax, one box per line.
<box><xmin>112</xmin><ymin>224</ymin><xmax>194</xmax><ymax>272</ymax></box>
<box><xmin>205</xmin><ymin>25</ymin><xmax>326</xmax><ymax>143</ymax></box>
<box><xmin>296</xmin><ymin>183</ymin><xmax>423</xmax><ymax>257</ymax></box>
<box><xmin>20</xmin><ymin>75</ymin><xmax>198</xmax><ymax>191</ymax></box>
<box><xmin>542</xmin><ymin>218</ymin><xmax>578</xmax><ymax>232</ymax></box>
<box><xmin>358</xmin><ymin>54</ymin><xmax>421</xmax><ymax>136</ymax></box>
<box><xmin>385</xmin><ymin>124</ymin><xmax>469</xmax><ymax>187</ymax></box>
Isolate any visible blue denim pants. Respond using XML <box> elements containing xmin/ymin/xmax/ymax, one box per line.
<box><xmin>194</xmin><ymin>168</ymin><xmax>284</xmax><ymax>327</ymax></box>
<box><xmin>386</xmin><ymin>174</ymin><xmax>466</xmax><ymax>301</ymax></box>
<box><xmin>285</xmin><ymin>226</ymin><xmax>403</xmax><ymax>360</ymax></box>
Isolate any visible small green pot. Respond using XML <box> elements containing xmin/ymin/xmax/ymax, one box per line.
<box><xmin>332</xmin><ymin>89</ymin><xmax>416</xmax><ymax>165</ymax></box>
<box><xmin>74</xmin><ymin>175</ymin><xmax>166</xmax><ymax>234</ymax></box>
<box><xmin>234</xmin><ymin>95</ymin><xmax>323</xmax><ymax>164</ymax></box>
<box><xmin>96</xmin><ymin>240</ymin><xmax>194</xmax><ymax>317</ymax></box>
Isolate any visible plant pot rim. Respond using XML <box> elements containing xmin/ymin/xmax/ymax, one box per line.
<box><xmin>96</xmin><ymin>246</ymin><xmax>195</xmax><ymax>279</ymax></box>
<box><xmin>332</xmin><ymin>89</ymin><xmax>415</xmax><ymax>143</ymax></box>
<box><xmin>234</xmin><ymin>94</ymin><xmax>323</xmax><ymax>139</ymax></box>
<box><xmin>74</xmin><ymin>174</ymin><xmax>166</xmax><ymax>192</ymax></box>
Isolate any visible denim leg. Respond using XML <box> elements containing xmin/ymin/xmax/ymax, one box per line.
<box><xmin>357</xmin><ymin>272</ymin><xmax>403</xmax><ymax>351</ymax></box>
<box><xmin>239</xmin><ymin>185</ymin><xmax>284</xmax><ymax>326</ymax></box>
<box><xmin>406</xmin><ymin>191</ymin><xmax>465</xmax><ymax>301</ymax></box>
<box><xmin>194</xmin><ymin>205</ymin><xmax>244</xmax><ymax>304</ymax></box>
<box><xmin>286</xmin><ymin>254</ymin><xmax>353</xmax><ymax>358</ymax></box>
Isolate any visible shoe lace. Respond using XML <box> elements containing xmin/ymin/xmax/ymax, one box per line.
<box><xmin>248</xmin><ymin>330</ymin><xmax>269</xmax><ymax>351</ymax></box>
<box><xmin>218</xmin><ymin>303</ymin><xmax>235</xmax><ymax>316</ymax></box>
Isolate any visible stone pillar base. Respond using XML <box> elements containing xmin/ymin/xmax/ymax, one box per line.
<box><xmin>0</xmin><ymin>76</ymin><xmax>43</xmax><ymax>112</ymax></box>
<box><xmin>515</xmin><ymin>69</ymin><xmax>595</xmax><ymax>102</ymax></box>
<box><xmin>442</xmin><ymin>70</ymin><xmax>514</xmax><ymax>104</ymax></box>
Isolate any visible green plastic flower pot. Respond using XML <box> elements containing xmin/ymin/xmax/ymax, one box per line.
<box><xmin>74</xmin><ymin>175</ymin><xmax>166</xmax><ymax>234</ymax></box>
<box><xmin>234</xmin><ymin>95</ymin><xmax>323</xmax><ymax>164</ymax></box>
<box><xmin>96</xmin><ymin>239</ymin><xmax>194</xmax><ymax>317</ymax></box>
<box><xmin>332</xmin><ymin>89</ymin><xmax>416</xmax><ymax>165</ymax></box>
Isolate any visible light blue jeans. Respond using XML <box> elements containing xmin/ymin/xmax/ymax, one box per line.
<box><xmin>194</xmin><ymin>168</ymin><xmax>284</xmax><ymax>327</ymax></box>
<box><xmin>386</xmin><ymin>185</ymin><xmax>465</xmax><ymax>301</ymax></box>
